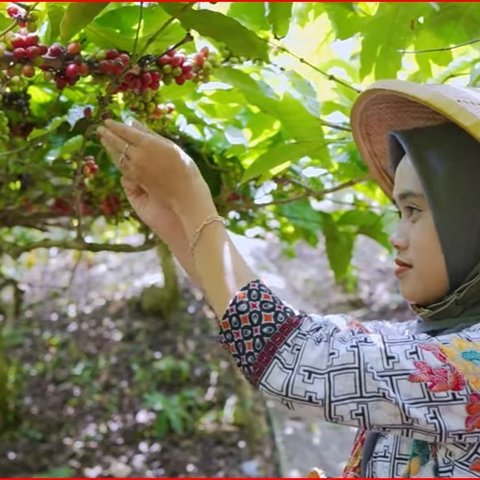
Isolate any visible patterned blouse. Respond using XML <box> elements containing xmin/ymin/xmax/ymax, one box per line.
<box><xmin>219</xmin><ymin>279</ymin><xmax>480</xmax><ymax>478</ymax></box>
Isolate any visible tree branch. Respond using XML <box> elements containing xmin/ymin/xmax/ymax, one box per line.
<box><xmin>399</xmin><ymin>37</ymin><xmax>480</xmax><ymax>54</ymax></box>
<box><xmin>132</xmin><ymin>2</ymin><xmax>145</xmax><ymax>63</ymax></box>
<box><xmin>1</xmin><ymin>237</ymin><xmax>157</xmax><ymax>259</ymax></box>
<box><xmin>137</xmin><ymin>2</ymin><xmax>196</xmax><ymax>58</ymax></box>
<box><xmin>235</xmin><ymin>175</ymin><xmax>370</xmax><ymax>212</ymax></box>
<box><xmin>271</xmin><ymin>42</ymin><xmax>361</xmax><ymax>94</ymax></box>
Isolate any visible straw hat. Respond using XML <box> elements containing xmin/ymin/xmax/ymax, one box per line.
<box><xmin>350</xmin><ymin>80</ymin><xmax>480</xmax><ymax>199</ymax></box>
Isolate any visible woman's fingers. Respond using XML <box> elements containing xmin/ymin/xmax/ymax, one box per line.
<box><xmin>131</xmin><ymin>119</ymin><xmax>151</xmax><ymax>134</ymax></box>
<box><xmin>104</xmin><ymin>119</ymin><xmax>149</xmax><ymax>146</ymax></box>
<box><xmin>98</xmin><ymin>127</ymin><xmax>130</xmax><ymax>154</ymax></box>
<box><xmin>98</xmin><ymin>127</ymin><xmax>137</xmax><ymax>178</ymax></box>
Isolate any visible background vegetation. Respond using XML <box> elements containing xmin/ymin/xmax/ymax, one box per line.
<box><xmin>0</xmin><ymin>2</ymin><xmax>479</xmax><ymax>476</ymax></box>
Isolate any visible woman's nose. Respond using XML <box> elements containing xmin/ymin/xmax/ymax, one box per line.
<box><xmin>389</xmin><ymin>223</ymin><xmax>408</xmax><ymax>251</ymax></box>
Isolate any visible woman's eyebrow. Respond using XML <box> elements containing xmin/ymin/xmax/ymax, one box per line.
<box><xmin>392</xmin><ymin>191</ymin><xmax>426</xmax><ymax>207</ymax></box>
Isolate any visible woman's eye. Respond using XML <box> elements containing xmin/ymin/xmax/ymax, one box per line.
<box><xmin>397</xmin><ymin>206</ymin><xmax>420</xmax><ymax>219</ymax></box>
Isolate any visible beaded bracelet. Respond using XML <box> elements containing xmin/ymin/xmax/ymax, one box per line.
<box><xmin>189</xmin><ymin>214</ymin><xmax>225</xmax><ymax>257</ymax></box>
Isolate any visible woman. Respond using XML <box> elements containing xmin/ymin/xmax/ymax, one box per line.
<box><xmin>98</xmin><ymin>80</ymin><xmax>480</xmax><ymax>477</ymax></box>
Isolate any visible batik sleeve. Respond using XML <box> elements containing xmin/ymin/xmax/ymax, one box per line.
<box><xmin>219</xmin><ymin>279</ymin><xmax>480</xmax><ymax>444</ymax></box>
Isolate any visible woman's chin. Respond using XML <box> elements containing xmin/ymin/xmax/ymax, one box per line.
<box><xmin>399</xmin><ymin>285</ymin><xmax>446</xmax><ymax>307</ymax></box>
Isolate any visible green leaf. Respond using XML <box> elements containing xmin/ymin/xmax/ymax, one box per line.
<box><xmin>227</xmin><ymin>3</ymin><xmax>269</xmax><ymax>31</ymax></box>
<box><xmin>168</xmin><ymin>410</ymin><xmax>184</xmax><ymax>434</ymax></box>
<box><xmin>322</xmin><ymin>3</ymin><xmax>360</xmax><ymax>40</ymax></box>
<box><xmin>215</xmin><ymin>68</ymin><xmax>328</xmax><ymax>159</ymax></box>
<box><xmin>160</xmin><ymin>5</ymin><xmax>269</xmax><ymax>61</ymax></box>
<box><xmin>44</xmin><ymin>4</ymin><xmax>65</xmax><ymax>45</ymax></box>
<box><xmin>95</xmin><ymin>5</ymin><xmax>174</xmax><ymax>38</ymax></box>
<box><xmin>214</xmin><ymin>67</ymin><xmax>276</xmax><ymax>109</ymax></box>
<box><xmin>155</xmin><ymin>414</ymin><xmax>169</xmax><ymax>439</ymax></box>
<box><xmin>470</xmin><ymin>61</ymin><xmax>480</xmax><ymax>86</ymax></box>
<box><xmin>322</xmin><ymin>213</ymin><xmax>355</xmax><ymax>283</ymax></box>
<box><xmin>60</xmin><ymin>2</ymin><xmax>109</xmax><ymax>42</ymax></box>
<box><xmin>242</xmin><ymin>142</ymin><xmax>312</xmax><ymax>183</ymax></box>
<box><xmin>140</xmin><ymin>23</ymin><xmax>187</xmax><ymax>57</ymax></box>
<box><xmin>278</xmin><ymin>199</ymin><xmax>324</xmax><ymax>232</ymax></box>
<box><xmin>285</xmin><ymin>70</ymin><xmax>320</xmax><ymax>117</ymax></box>
<box><xmin>338</xmin><ymin>210</ymin><xmax>391</xmax><ymax>251</ymax></box>
<box><xmin>359</xmin><ymin>3</ymin><xmax>430</xmax><ymax>80</ymax></box>
<box><xmin>425</xmin><ymin>3</ymin><xmax>480</xmax><ymax>45</ymax></box>
<box><xmin>85</xmin><ymin>24</ymin><xmax>134</xmax><ymax>51</ymax></box>
<box><xmin>94</xmin><ymin>5</ymin><xmax>141</xmax><ymax>32</ymax></box>
<box><xmin>0</xmin><ymin>15</ymin><xmax>12</xmax><ymax>31</ymax></box>
<box><xmin>37</xmin><ymin>466</ymin><xmax>75</xmax><ymax>478</ymax></box>
<box><xmin>59</xmin><ymin>135</ymin><xmax>84</xmax><ymax>157</ymax></box>
<box><xmin>267</xmin><ymin>3</ymin><xmax>292</xmax><ymax>38</ymax></box>
<box><xmin>27</xmin><ymin>117</ymin><xmax>65</xmax><ymax>141</ymax></box>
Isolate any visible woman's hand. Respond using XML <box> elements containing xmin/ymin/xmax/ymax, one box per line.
<box><xmin>97</xmin><ymin>119</ymin><xmax>216</xmax><ymax>220</ymax></box>
<box><xmin>97</xmin><ymin>120</ymin><xmax>204</xmax><ymax>285</ymax></box>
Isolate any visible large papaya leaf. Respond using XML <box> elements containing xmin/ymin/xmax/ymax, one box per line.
<box><xmin>267</xmin><ymin>3</ymin><xmax>292</xmax><ymax>38</ymax></box>
<box><xmin>160</xmin><ymin>4</ymin><xmax>269</xmax><ymax>61</ymax></box>
<box><xmin>60</xmin><ymin>2</ymin><xmax>109</xmax><ymax>42</ymax></box>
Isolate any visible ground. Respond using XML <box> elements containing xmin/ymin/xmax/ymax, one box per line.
<box><xmin>0</xmin><ymin>245</ymin><xmax>275</xmax><ymax>477</ymax></box>
<box><xmin>0</xmin><ymin>231</ymin><xmax>411</xmax><ymax>477</ymax></box>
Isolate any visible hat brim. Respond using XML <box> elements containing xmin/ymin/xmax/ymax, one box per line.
<box><xmin>350</xmin><ymin>80</ymin><xmax>480</xmax><ymax>199</ymax></box>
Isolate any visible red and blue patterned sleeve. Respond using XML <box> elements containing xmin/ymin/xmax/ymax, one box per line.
<box><xmin>218</xmin><ymin>279</ymin><xmax>480</xmax><ymax>446</ymax></box>
<box><xmin>219</xmin><ymin>279</ymin><xmax>312</xmax><ymax>385</ymax></box>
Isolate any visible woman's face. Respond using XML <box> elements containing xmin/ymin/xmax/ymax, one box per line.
<box><xmin>390</xmin><ymin>155</ymin><xmax>449</xmax><ymax>306</ymax></box>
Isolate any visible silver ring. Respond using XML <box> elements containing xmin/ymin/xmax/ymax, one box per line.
<box><xmin>118</xmin><ymin>143</ymin><xmax>131</xmax><ymax>168</ymax></box>
<box><xmin>122</xmin><ymin>142</ymin><xmax>131</xmax><ymax>157</ymax></box>
<box><xmin>118</xmin><ymin>153</ymin><xmax>128</xmax><ymax>168</ymax></box>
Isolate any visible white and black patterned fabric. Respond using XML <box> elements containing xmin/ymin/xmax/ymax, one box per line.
<box><xmin>219</xmin><ymin>279</ymin><xmax>480</xmax><ymax>477</ymax></box>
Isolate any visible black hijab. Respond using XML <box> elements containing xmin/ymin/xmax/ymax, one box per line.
<box><xmin>387</xmin><ymin>122</ymin><xmax>480</xmax><ymax>333</ymax></box>
<box><xmin>361</xmin><ymin>122</ymin><xmax>480</xmax><ymax>477</ymax></box>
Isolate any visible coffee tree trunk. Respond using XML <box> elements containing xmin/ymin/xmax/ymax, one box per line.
<box><xmin>139</xmin><ymin>241</ymin><xmax>180</xmax><ymax>320</ymax></box>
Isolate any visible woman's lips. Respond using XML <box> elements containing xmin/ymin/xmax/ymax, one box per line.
<box><xmin>394</xmin><ymin>258</ymin><xmax>412</xmax><ymax>277</ymax></box>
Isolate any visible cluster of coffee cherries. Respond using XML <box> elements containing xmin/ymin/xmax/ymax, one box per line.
<box><xmin>1</xmin><ymin>91</ymin><xmax>30</xmax><ymax>117</ymax></box>
<box><xmin>83</xmin><ymin>155</ymin><xmax>99</xmax><ymax>178</ymax></box>
<box><xmin>94</xmin><ymin>48</ymin><xmax>131</xmax><ymax>76</ymax></box>
<box><xmin>114</xmin><ymin>69</ymin><xmax>161</xmax><ymax>94</ymax></box>
<box><xmin>51</xmin><ymin>196</ymin><xmax>95</xmax><ymax>217</ymax></box>
<box><xmin>51</xmin><ymin>193</ymin><xmax>121</xmax><ymax>218</ymax></box>
<box><xmin>6</xmin><ymin>4</ymin><xmax>38</xmax><ymax>32</ymax></box>
<box><xmin>42</xmin><ymin>41</ymin><xmax>89</xmax><ymax>89</ymax></box>
<box><xmin>3</xmin><ymin>32</ymin><xmax>48</xmax><ymax>78</ymax></box>
<box><xmin>157</xmin><ymin>46</ymin><xmax>212</xmax><ymax>85</ymax></box>
<box><xmin>100</xmin><ymin>194</ymin><xmax>121</xmax><ymax>217</ymax></box>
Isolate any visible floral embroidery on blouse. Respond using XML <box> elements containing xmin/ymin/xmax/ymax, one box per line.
<box><xmin>342</xmin><ymin>430</ymin><xmax>367</xmax><ymax>478</ymax></box>
<box><xmin>219</xmin><ymin>279</ymin><xmax>480</xmax><ymax>477</ymax></box>
<box><xmin>467</xmin><ymin>392</ymin><xmax>480</xmax><ymax>432</ymax></box>
<box><xmin>408</xmin><ymin>360</ymin><xmax>465</xmax><ymax>392</ymax></box>
<box><xmin>402</xmin><ymin>439</ymin><xmax>434</xmax><ymax>477</ymax></box>
<box><xmin>440</xmin><ymin>337</ymin><xmax>480</xmax><ymax>390</ymax></box>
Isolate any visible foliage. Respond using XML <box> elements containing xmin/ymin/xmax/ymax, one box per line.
<box><xmin>1</xmin><ymin>2</ymin><xmax>480</xmax><ymax>283</ymax></box>
<box><xmin>0</xmin><ymin>2</ymin><xmax>478</xmax><ymax>464</ymax></box>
